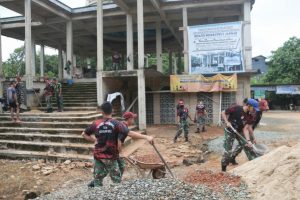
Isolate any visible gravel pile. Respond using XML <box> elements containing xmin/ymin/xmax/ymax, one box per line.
<box><xmin>37</xmin><ymin>178</ymin><xmax>251</xmax><ymax>200</ymax></box>
<box><xmin>207</xmin><ymin>130</ymin><xmax>300</xmax><ymax>154</ymax></box>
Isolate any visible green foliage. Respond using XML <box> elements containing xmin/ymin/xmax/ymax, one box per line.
<box><xmin>3</xmin><ymin>46</ymin><xmax>59</xmax><ymax>77</ymax></box>
<box><xmin>3</xmin><ymin>46</ymin><xmax>25</xmax><ymax>77</ymax></box>
<box><xmin>264</xmin><ymin>37</ymin><xmax>300</xmax><ymax>84</ymax></box>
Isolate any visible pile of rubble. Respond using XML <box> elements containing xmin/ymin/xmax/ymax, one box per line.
<box><xmin>232</xmin><ymin>143</ymin><xmax>300</xmax><ymax>200</ymax></box>
<box><xmin>184</xmin><ymin>170</ymin><xmax>242</xmax><ymax>190</ymax></box>
<box><xmin>37</xmin><ymin>178</ymin><xmax>251</xmax><ymax>200</ymax></box>
<box><xmin>30</xmin><ymin>160</ymin><xmax>93</xmax><ymax>176</ymax></box>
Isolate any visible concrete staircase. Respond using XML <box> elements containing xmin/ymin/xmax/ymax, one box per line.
<box><xmin>42</xmin><ymin>82</ymin><xmax>98</xmax><ymax>112</ymax></box>
<box><xmin>0</xmin><ymin>83</ymin><xmax>140</xmax><ymax>161</ymax></box>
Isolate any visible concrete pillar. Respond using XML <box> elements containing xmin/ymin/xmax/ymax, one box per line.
<box><xmin>213</xmin><ymin>92</ymin><xmax>221</xmax><ymax>125</ymax></box>
<box><xmin>137</xmin><ymin>0</ymin><xmax>146</xmax><ymax>129</ymax></box>
<box><xmin>31</xmin><ymin>37</ymin><xmax>36</xmax><ymax>77</ymax></box>
<box><xmin>243</xmin><ymin>0</ymin><xmax>252</xmax><ymax>71</ymax></box>
<box><xmin>0</xmin><ymin>22</ymin><xmax>3</xmax><ymax>99</ymax></box>
<box><xmin>137</xmin><ymin>69</ymin><xmax>146</xmax><ymax>130</ymax></box>
<box><xmin>0</xmin><ymin>22</ymin><xmax>2</xmax><ymax>77</ymax></box>
<box><xmin>66</xmin><ymin>20</ymin><xmax>73</xmax><ymax>79</ymax></box>
<box><xmin>182</xmin><ymin>7</ymin><xmax>189</xmax><ymax>74</ymax></box>
<box><xmin>126</xmin><ymin>14</ymin><xmax>134</xmax><ymax>71</ymax></box>
<box><xmin>40</xmin><ymin>44</ymin><xmax>44</xmax><ymax>77</ymax></box>
<box><xmin>58</xmin><ymin>47</ymin><xmax>63</xmax><ymax>80</ymax></box>
<box><xmin>72</xmin><ymin>55</ymin><xmax>77</xmax><ymax>68</ymax></box>
<box><xmin>25</xmin><ymin>0</ymin><xmax>33</xmax><ymax>89</ymax></box>
<box><xmin>156</xmin><ymin>21</ymin><xmax>163</xmax><ymax>73</ymax></box>
<box><xmin>62</xmin><ymin>50</ymin><xmax>66</xmax><ymax>78</ymax></box>
<box><xmin>137</xmin><ymin>0</ymin><xmax>144</xmax><ymax>69</ymax></box>
<box><xmin>96</xmin><ymin>0</ymin><xmax>104</xmax><ymax>106</ymax></box>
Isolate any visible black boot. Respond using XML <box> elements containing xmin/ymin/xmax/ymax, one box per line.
<box><xmin>202</xmin><ymin>126</ymin><xmax>206</xmax><ymax>132</ymax></box>
<box><xmin>185</xmin><ymin>137</ymin><xmax>189</xmax><ymax>142</ymax></box>
<box><xmin>195</xmin><ymin>128</ymin><xmax>200</xmax><ymax>133</ymax></box>
<box><xmin>173</xmin><ymin>137</ymin><xmax>177</xmax><ymax>143</ymax></box>
<box><xmin>87</xmin><ymin>180</ymin><xmax>95</xmax><ymax>188</ymax></box>
<box><xmin>230</xmin><ymin>157</ymin><xmax>239</xmax><ymax>165</ymax></box>
<box><xmin>222</xmin><ymin>165</ymin><xmax>227</xmax><ymax>172</ymax></box>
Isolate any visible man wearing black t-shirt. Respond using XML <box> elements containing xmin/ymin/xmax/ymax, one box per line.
<box><xmin>221</xmin><ymin>99</ymin><xmax>260</xmax><ymax>172</ymax></box>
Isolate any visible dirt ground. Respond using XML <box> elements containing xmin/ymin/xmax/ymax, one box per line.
<box><xmin>1</xmin><ymin>111</ymin><xmax>300</xmax><ymax>199</ymax></box>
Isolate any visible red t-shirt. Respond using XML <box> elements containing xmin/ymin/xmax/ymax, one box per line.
<box><xmin>85</xmin><ymin>118</ymin><xmax>129</xmax><ymax>160</ymax></box>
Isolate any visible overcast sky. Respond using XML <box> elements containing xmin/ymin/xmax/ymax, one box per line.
<box><xmin>0</xmin><ymin>0</ymin><xmax>300</xmax><ymax>61</ymax></box>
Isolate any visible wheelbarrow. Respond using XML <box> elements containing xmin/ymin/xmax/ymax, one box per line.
<box><xmin>124</xmin><ymin>144</ymin><xmax>175</xmax><ymax>179</ymax></box>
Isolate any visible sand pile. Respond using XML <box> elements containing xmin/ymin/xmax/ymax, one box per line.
<box><xmin>231</xmin><ymin>143</ymin><xmax>300</xmax><ymax>200</ymax></box>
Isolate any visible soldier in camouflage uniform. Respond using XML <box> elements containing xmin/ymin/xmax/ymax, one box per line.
<box><xmin>230</xmin><ymin>99</ymin><xmax>267</xmax><ymax>165</ymax></box>
<box><xmin>82</xmin><ymin>102</ymin><xmax>129</xmax><ymax>187</ymax></box>
<box><xmin>43</xmin><ymin>76</ymin><xmax>54</xmax><ymax>113</ymax></box>
<box><xmin>83</xmin><ymin>103</ymin><xmax>153</xmax><ymax>187</ymax></box>
<box><xmin>52</xmin><ymin>78</ymin><xmax>64</xmax><ymax>112</ymax></box>
<box><xmin>174</xmin><ymin>100</ymin><xmax>193</xmax><ymax>143</ymax></box>
<box><xmin>221</xmin><ymin>99</ymin><xmax>260</xmax><ymax>172</ymax></box>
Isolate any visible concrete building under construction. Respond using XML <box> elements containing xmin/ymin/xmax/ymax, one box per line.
<box><xmin>0</xmin><ymin>0</ymin><xmax>256</xmax><ymax>130</ymax></box>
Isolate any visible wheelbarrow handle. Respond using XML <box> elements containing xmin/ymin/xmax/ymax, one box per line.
<box><xmin>151</xmin><ymin>143</ymin><xmax>175</xmax><ymax>179</ymax></box>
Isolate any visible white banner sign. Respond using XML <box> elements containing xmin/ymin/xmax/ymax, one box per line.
<box><xmin>188</xmin><ymin>22</ymin><xmax>244</xmax><ymax>74</ymax></box>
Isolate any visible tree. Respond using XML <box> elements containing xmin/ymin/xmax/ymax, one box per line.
<box><xmin>3</xmin><ymin>46</ymin><xmax>59</xmax><ymax>78</ymax></box>
<box><xmin>264</xmin><ymin>37</ymin><xmax>300</xmax><ymax>84</ymax></box>
<box><xmin>3</xmin><ymin>46</ymin><xmax>25</xmax><ymax>77</ymax></box>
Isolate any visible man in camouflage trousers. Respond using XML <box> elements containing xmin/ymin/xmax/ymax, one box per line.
<box><xmin>43</xmin><ymin>76</ymin><xmax>54</xmax><ymax>113</ymax></box>
<box><xmin>83</xmin><ymin>103</ymin><xmax>154</xmax><ymax>187</ymax></box>
<box><xmin>230</xmin><ymin>99</ymin><xmax>269</xmax><ymax>165</ymax></box>
<box><xmin>52</xmin><ymin>78</ymin><xmax>64</xmax><ymax>112</ymax></box>
<box><xmin>82</xmin><ymin>102</ymin><xmax>129</xmax><ymax>186</ymax></box>
<box><xmin>221</xmin><ymin>99</ymin><xmax>260</xmax><ymax>172</ymax></box>
<box><xmin>174</xmin><ymin>100</ymin><xmax>193</xmax><ymax>143</ymax></box>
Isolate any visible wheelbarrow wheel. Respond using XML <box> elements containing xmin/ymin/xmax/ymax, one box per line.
<box><xmin>152</xmin><ymin>166</ymin><xmax>166</xmax><ymax>179</ymax></box>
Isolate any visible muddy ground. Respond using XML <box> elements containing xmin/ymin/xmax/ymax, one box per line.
<box><xmin>1</xmin><ymin>111</ymin><xmax>299</xmax><ymax>199</ymax></box>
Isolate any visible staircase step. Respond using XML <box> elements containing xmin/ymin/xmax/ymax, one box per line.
<box><xmin>0</xmin><ymin>130</ymin><xmax>143</xmax><ymax>161</ymax></box>
<box><xmin>0</xmin><ymin>133</ymin><xmax>89</xmax><ymax>143</ymax></box>
<box><xmin>1</xmin><ymin>111</ymin><xmax>99</xmax><ymax>117</ymax></box>
<box><xmin>0</xmin><ymin>125</ymin><xmax>137</xmax><ymax>134</ymax></box>
<box><xmin>0</xmin><ymin>121</ymin><xmax>91</xmax><ymax>129</ymax></box>
<box><xmin>0</xmin><ymin>127</ymin><xmax>83</xmax><ymax>134</ymax></box>
<box><xmin>0</xmin><ymin>149</ymin><xmax>93</xmax><ymax>161</ymax></box>
<box><xmin>0</xmin><ymin>114</ymin><xmax>102</xmax><ymax>122</ymax></box>
<box><xmin>39</xmin><ymin>107</ymin><xmax>97</xmax><ymax>112</ymax></box>
<box><xmin>46</xmin><ymin>102</ymin><xmax>98</xmax><ymax>107</ymax></box>
<box><xmin>0</xmin><ymin>140</ymin><xmax>93</xmax><ymax>155</ymax></box>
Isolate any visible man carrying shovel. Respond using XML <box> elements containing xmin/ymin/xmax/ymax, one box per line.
<box><xmin>221</xmin><ymin>99</ymin><xmax>259</xmax><ymax>172</ymax></box>
<box><xmin>230</xmin><ymin>99</ymin><xmax>268</xmax><ymax>165</ymax></box>
<box><xmin>82</xmin><ymin>103</ymin><xmax>154</xmax><ymax>187</ymax></box>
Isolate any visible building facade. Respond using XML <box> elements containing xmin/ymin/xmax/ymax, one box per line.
<box><xmin>252</xmin><ymin>55</ymin><xmax>268</xmax><ymax>74</ymax></box>
<box><xmin>0</xmin><ymin>0</ymin><xmax>256</xmax><ymax>129</ymax></box>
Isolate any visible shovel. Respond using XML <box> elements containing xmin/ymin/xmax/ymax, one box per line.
<box><xmin>151</xmin><ymin>143</ymin><xmax>175</xmax><ymax>179</ymax></box>
<box><xmin>229</xmin><ymin>125</ymin><xmax>260</xmax><ymax>153</ymax></box>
